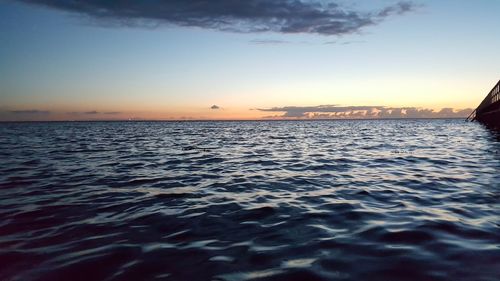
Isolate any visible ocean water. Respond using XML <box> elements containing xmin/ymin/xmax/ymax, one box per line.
<box><xmin>0</xmin><ymin>119</ymin><xmax>499</xmax><ymax>281</ymax></box>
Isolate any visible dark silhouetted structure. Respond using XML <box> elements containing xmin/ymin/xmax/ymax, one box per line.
<box><xmin>467</xmin><ymin>79</ymin><xmax>500</xmax><ymax>128</ymax></box>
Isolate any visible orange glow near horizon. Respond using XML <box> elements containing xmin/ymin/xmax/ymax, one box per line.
<box><xmin>2</xmin><ymin>75</ymin><xmax>489</xmax><ymax>121</ymax></box>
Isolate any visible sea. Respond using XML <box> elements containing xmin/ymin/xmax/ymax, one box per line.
<box><xmin>0</xmin><ymin>119</ymin><xmax>499</xmax><ymax>281</ymax></box>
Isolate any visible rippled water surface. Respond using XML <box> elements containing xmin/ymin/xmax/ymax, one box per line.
<box><xmin>1</xmin><ymin>120</ymin><xmax>499</xmax><ymax>281</ymax></box>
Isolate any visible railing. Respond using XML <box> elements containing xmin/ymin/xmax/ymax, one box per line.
<box><xmin>468</xmin><ymin>79</ymin><xmax>500</xmax><ymax>122</ymax></box>
<box><xmin>466</xmin><ymin>109</ymin><xmax>476</xmax><ymax>121</ymax></box>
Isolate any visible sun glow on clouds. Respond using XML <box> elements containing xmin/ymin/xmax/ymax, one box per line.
<box><xmin>256</xmin><ymin>105</ymin><xmax>472</xmax><ymax>119</ymax></box>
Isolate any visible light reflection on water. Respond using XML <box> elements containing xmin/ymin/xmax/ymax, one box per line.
<box><xmin>0</xmin><ymin>119</ymin><xmax>499</xmax><ymax>281</ymax></box>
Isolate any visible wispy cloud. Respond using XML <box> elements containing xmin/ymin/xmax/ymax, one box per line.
<box><xmin>257</xmin><ymin>105</ymin><xmax>472</xmax><ymax>119</ymax></box>
<box><xmin>9</xmin><ymin>110</ymin><xmax>50</xmax><ymax>115</ymax></box>
<box><xmin>341</xmin><ymin>40</ymin><xmax>366</xmax><ymax>45</ymax></box>
<box><xmin>323</xmin><ymin>40</ymin><xmax>366</xmax><ymax>45</ymax></box>
<box><xmin>68</xmin><ymin>111</ymin><xmax>122</xmax><ymax>115</ymax></box>
<box><xmin>18</xmin><ymin>0</ymin><xmax>418</xmax><ymax>36</ymax></box>
<box><xmin>250</xmin><ymin>39</ymin><xmax>291</xmax><ymax>45</ymax></box>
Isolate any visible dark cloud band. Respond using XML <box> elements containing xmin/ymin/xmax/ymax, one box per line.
<box><xmin>18</xmin><ymin>0</ymin><xmax>417</xmax><ymax>35</ymax></box>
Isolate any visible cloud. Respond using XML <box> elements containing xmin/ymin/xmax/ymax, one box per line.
<box><xmin>9</xmin><ymin>110</ymin><xmax>50</xmax><ymax>115</ymax></box>
<box><xmin>68</xmin><ymin>111</ymin><xmax>121</xmax><ymax>115</ymax></box>
<box><xmin>257</xmin><ymin>105</ymin><xmax>381</xmax><ymax>117</ymax></box>
<box><xmin>323</xmin><ymin>40</ymin><xmax>365</xmax><ymax>45</ymax></box>
<box><xmin>210</xmin><ymin>105</ymin><xmax>221</xmax><ymax>110</ymax></box>
<box><xmin>0</xmin><ymin>109</ymin><xmax>51</xmax><ymax>121</ymax></box>
<box><xmin>18</xmin><ymin>0</ymin><xmax>418</xmax><ymax>36</ymax></box>
<box><xmin>378</xmin><ymin>1</ymin><xmax>415</xmax><ymax>17</ymax></box>
<box><xmin>341</xmin><ymin>40</ymin><xmax>366</xmax><ymax>45</ymax></box>
<box><xmin>257</xmin><ymin>105</ymin><xmax>473</xmax><ymax>119</ymax></box>
<box><xmin>250</xmin><ymin>39</ymin><xmax>291</xmax><ymax>45</ymax></box>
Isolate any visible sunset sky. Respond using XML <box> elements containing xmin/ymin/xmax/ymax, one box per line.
<box><xmin>1</xmin><ymin>0</ymin><xmax>499</xmax><ymax>121</ymax></box>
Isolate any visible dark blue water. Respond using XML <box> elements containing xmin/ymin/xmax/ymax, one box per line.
<box><xmin>1</xmin><ymin>120</ymin><xmax>499</xmax><ymax>281</ymax></box>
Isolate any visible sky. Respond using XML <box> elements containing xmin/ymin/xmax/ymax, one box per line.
<box><xmin>1</xmin><ymin>0</ymin><xmax>499</xmax><ymax>121</ymax></box>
